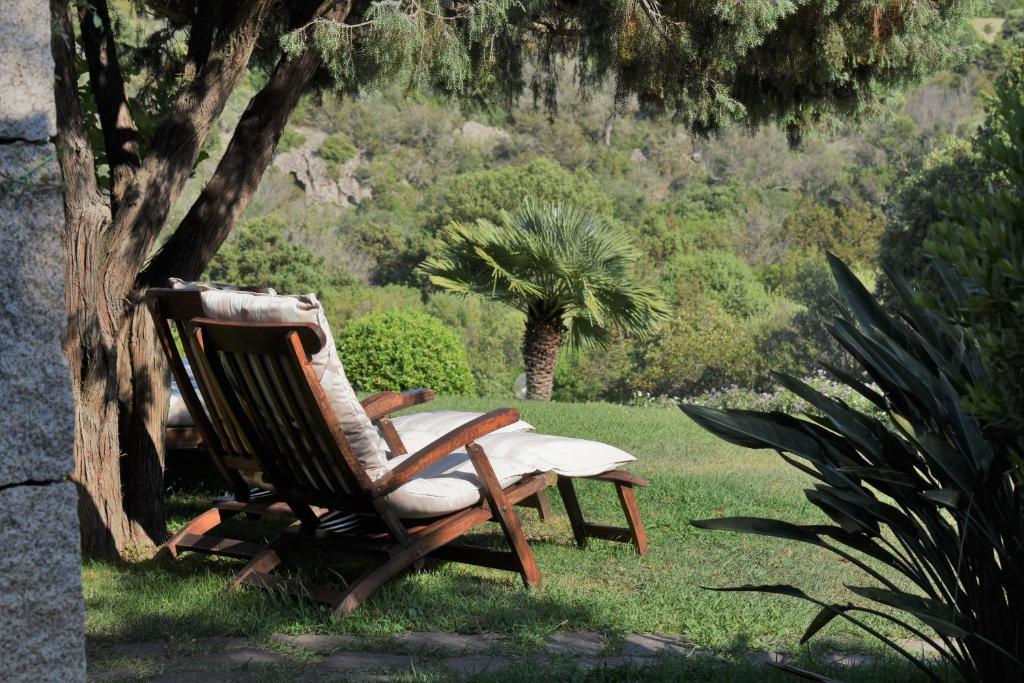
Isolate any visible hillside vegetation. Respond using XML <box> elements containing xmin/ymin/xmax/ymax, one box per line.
<box><xmin>184</xmin><ymin>15</ymin><xmax>1021</xmax><ymax>403</ymax></box>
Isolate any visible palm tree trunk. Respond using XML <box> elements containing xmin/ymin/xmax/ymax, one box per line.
<box><xmin>522</xmin><ymin>318</ymin><xmax>564</xmax><ymax>401</ymax></box>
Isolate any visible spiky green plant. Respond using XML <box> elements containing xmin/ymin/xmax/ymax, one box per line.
<box><xmin>682</xmin><ymin>255</ymin><xmax>1023</xmax><ymax>682</ymax></box>
<box><xmin>418</xmin><ymin>201</ymin><xmax>668</xmax><ymax>400</ymax></box>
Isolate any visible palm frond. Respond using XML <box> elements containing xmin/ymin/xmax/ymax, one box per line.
<box><xmin>417</xmin><ymin>201</ymin><xmax>668</xmax><ymax>345</ymax></box>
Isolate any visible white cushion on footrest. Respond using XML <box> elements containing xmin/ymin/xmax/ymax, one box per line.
<box><xmin>384</xmin><ymin>449</ymin><xmax>539</xmax><ymax>519</ymax></box>
<box><xmin>388</xmin><ymin>410</ymin><xmax>533</xmax><ymax>436</ymax></box>
<box><xmin>395</xmin><ymin>428</ymin><xmax>635</xmax><ymax>479</ymax></box>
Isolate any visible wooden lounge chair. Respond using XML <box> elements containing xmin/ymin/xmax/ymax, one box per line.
<box><xmin>147</xmin><ymin>288</ymin><xmax>435</xmax><ymax>561</ymax></box>
<box><xmin>185</xmin><ymin>317</ymin><xmax>553</xmax><ymax>615</ymax></box>
<box><xmin>152</xmin><ymin>285</ymin><xmax>646</xmax><ymax>563</ymax></box>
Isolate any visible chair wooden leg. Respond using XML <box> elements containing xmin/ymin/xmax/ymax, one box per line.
<box><xmin>331</xmin><ymin>507</ymin><xmax>496</xmax><ymax>616</ymax></box>
<box><xmin>616</xmin><ymin>484</ymin><xmax>648</xmax><ymax>556</ymax></box>
<box><xmin>161</xmin><ymin>507</ymin><xmax>236</xmax><ymax>559</ymax></box>
<box><xmin>232</xmin><ymin>538</ymin><xmax>288</xmax><ymax>592</ymax></box>
<box><xmin>519</xmin><ymin>490</ymin><xmax>552</xmax><ymax>522</ymax></box>
<box><xmin>467</xmin><ymin>444</ymin><xmax>541</xmax><ymax>588</ymax></box>
<box><xmin>557</xmin><ymin>475</ymin><xmax>648</xmax><ymax>555</ymax></box>
<box><xmin>556</xmin><ymin>476</ymin><xmax>589</xmax><ymax>549</ymax></box>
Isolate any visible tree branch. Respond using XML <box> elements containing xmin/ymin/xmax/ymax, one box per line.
<box><xmin>77</xmin><ymin>0</ymin><xmax>141</xmax><ymax>213</ymax></box>
<box><xmin>142</xmin><ymin>0</ymin><xmax>353</xmax><ymax>286</ymax></box>
<box><xmin>101</xmin><ymin>0</ymin><xmax>274</xmax><ymax>304</ymax></box>
<box><xmin>182</xmin><ymin>1</ymin><xmax>217</xmax><ymax>81</ymax></box>
<box><xmin>51</xmin><ymin>0</ymin><xmax>101</xmax><ymax>213</ymax></box>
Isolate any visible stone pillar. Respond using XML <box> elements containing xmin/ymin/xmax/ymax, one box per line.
<box><xmin>0</xmin><ymin>4</ymin><xmax>86</xmax><ymax>682</ymax></box>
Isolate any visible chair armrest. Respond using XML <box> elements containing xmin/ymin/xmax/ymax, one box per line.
<box><xmin>361</xmin><ymin>388</ymin><xmax>435</xmax><ymax>421</ymax></box>
<box><xmin>368</xmin><ymin>407</ymin><xmax>519</xmax><ymax>498</ymax></box>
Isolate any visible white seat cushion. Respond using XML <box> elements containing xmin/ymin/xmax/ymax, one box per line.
<box><xmin>168</xmin><ymin>358</ymin><xmax>203</xmax><ymax>427</ymax></box>
<box><xmin>388</xmin><ymin>410</ymin><xmax>533</xmax><ymax>437</ymax></box>
<box><xmin>396</xmin><ymin>427</ymin><xmax>636</xmax><ymax>478</ymax></box>
<box><xmin>196</xmin><ymin>289</ymin><xmax>391</xmax><ymax>481</ymax></box>
<box><xmin>167</xmin><ymin>389</ymin><xmax>193</xmax><ymax>427</ymax></box>
<box><xmin>384</xmin><ymin>448</ymin><xmax>540</xmax><ymax>518</ymax></box>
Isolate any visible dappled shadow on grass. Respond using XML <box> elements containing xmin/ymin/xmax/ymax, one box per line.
<box><xmin>87</xmin><ymin>473</ymin><xmax>913</xmax><ymax>657</ymax></box>
<box><xmin>85</xmin><ymin>498</ymin><xmax>606</xmax><ymax>648</ymax></box>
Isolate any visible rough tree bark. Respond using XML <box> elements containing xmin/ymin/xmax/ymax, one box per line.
<box><xmin>522</xmin><ymin>316</ymin><xmax>565</xmax><ymax>401</ymax></box>
<box><xmin>52</xmin><ymin>0</ymin><xmax>275</xmax><ymax>558</ymax></box>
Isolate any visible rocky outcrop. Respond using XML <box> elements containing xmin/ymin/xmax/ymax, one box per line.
<box><xmin>0</xmin><ymin>3</ymin><xmax>86</xmax><ymax>682</ymax></box>
<box><xmin>273</xmin><ymin>127</ymin><xmax>371</xmax><ymax>207</ymax></box>
<box><xmin>459</xmin><ymin>120</ymin><xmax>510</xmax><ymax>148</ymax></box>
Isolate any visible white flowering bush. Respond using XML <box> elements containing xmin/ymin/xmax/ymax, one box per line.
<box><xmin>630</xmin><ymin>369</ymin><xmax>884</xmax><ymax>419</ymax></box>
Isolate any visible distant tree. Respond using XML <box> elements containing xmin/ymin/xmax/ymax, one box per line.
<box><xmin>51</xmin><ymin>0</ymin><xmax>974</xmax><ymax>557</ymax></box>
<box><xmin>423</xmin><ymin>158</ymin><xmax>613</xmax><ymax>232</ymax></box>
<box><xmin>419</xmin><ymin>202</ymin><xmax>668</xmax><ymax>400</ymax></box>
<box><xmin>205</xmin><ymin>215</ymin><xmax>334</xmax><ymax>294</ymax></box>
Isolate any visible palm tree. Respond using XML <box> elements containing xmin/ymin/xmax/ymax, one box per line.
<box><xmin>418</xmin><ymin>201</ymin><xmax>669</xmax><ymax>400</ymax></box>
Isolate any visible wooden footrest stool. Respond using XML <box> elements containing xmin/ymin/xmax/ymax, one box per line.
<box><xmin>521</xmin><ymin>470</ymin><xmax>648</xmax><ymax>555</ymax></box>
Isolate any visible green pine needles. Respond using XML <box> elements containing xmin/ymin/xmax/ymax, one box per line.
<box><xmin>281</xmin><ymin>0</ymin><xmax>975</xmax><ymax>138</ymax></box>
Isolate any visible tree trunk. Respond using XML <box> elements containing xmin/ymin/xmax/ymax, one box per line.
<box><xmin>51</xmin><ymin>0</ymin><xmax>275</xmax><ymax>558</ymax></box>
<box><xmin>117</xmin><ymin>295</ymin><xmax>169</xmax><ymax>544</ymax></box>
<box><xmin>522</xmin><ymin>317</ymin><xmax>564</xmax><ymax>401</ymax></box>
<box><xmin>64</xmin><ymin>214</ymin><xmax>139</xmax><ymax>558</ymax></box>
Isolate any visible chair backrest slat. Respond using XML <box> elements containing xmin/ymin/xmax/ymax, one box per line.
<box><xmin>230</xmin><ymin>350</ymin><xmax>334</xmax><ymax>493</ymax></box>
<box><xmin>276</xmin><ymin>347</ymin><xmax>368</xmax><ymax>495</ymax></box>
<box><xmin>258</xmin><ymin>353</ymin><xmax>352</xmax><ymax>493</ymax></box>
<box><xmin>186</xmin><ymin>319</ymin><xmax>375</xmax><ymax>506</ymax></box>
<box><xmin>146</xmin><ymin>290</ymin><xmax>250</xmax><ymax>497</ymax></box>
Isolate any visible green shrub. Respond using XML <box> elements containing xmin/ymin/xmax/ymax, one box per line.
<box><xmin>552</xmin><ymin>340</ymin><xmax>637</xmax><ymax>402</ymax></box>
<box><xmin>878</xmin><ymin>138</ymin><xmax>990</xmax><ymax>298</ymax></box>
<box><xmin>425</xmin><ymin>292</ymin><xmax>524</xmax><ymax>397</ymax></box>
<box><xmin>665</xmin><ymin>250</ymin><xmax>772</xmax><ymax>318</ymax></box>
<box><xmin>277</xmin><ymin>127</ymin><xmax>307</xmax><ymax>153</ymax></box>
<box><xmin>634</xmin><ymin>298</ymin><xmax>757</xmax><ymax>397</ymax></box>
<box><xmin>927</xmin><ymin>50</ymin><xmax>1024</xmax><ymax>458</ymax></box>
<box><xmin>336</xmin><ymin>309</ymin><xmax>476</xmax><ymax>395</ymax></box>
<box><xmin>318</xmin><ymin>132</ymin><xmax>359</xmax><ymax>179</ymax></box>
<box><xmin>781</xmin><ymin>196</ymin><xmax>885</xmax><ymax>267</ymax></box>
<box><xmin>204</xmin><ymin>214</ymin><xmax>334</xmax><ymax>294</ymax></box>
<box><xmin>757</xmin><ymin>253</ymin><xmax>862</xmax><ymax>374</ymax></box>
<box><xmin>319</xmin><ymin>284</ymin><xmax>423</xmax><ymax>326</ymax></box>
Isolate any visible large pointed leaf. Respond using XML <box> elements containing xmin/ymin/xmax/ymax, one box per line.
<box><xmin>703</xmin><ymin>583</ymin><xmax>809</xmax><ymax>600</ymax></box>
<box><xmin>821</xmin><ymin>484</ymin><xmax>916</xmax><ymax>534</ymax></box>
<box><xmin>836</xmin><ymin>467</ymin><xmax>926</xmax><ymax>490</ymax></box>
<box><xmin>680</xmin><ymin>405</ymin><xmax>828</xmax><ymax>463</ymax></box>
<box><xmin>914</xmin><ymin>431</ymin><xmax>978</xmax><ymax>493</ymax></box>
<box><xmin>801</xmin><ymin>604</ymin><xmax>854</xmax><ymax>643</ymax></box>
<box><xmin>767</xmin><ymin>662</ymin><xmax>843</xmax><ymax>682</ymax></box>
<box><xmin>805</xmin><ymin>488</ymin><xmax>881</xmax><ymax>536</ymax></box>
<box><xmin>829</xmin><ymin>253</ymin><xmax>900</xmax><ymax>341</ymax></box>
<box><xmin>773</xmin><ymin>372</ymin><xmax>881</xmax><ymax>460</ymax></box>
<box><xmin>921</xmin><ymin>488</ymin><xmax>963</xmax><ymax>509</ymax></box>
<box><xmin>820</xmin><ymin>362</ymin><xmax>887</xmax><ymax>409</ymax></box>
<box><xmin>691</xmin><ymin>517</ymin><xmax>824</xmax><ymax>545</ymax></box>
<box><xmin>846</xmin><ymin>586</ymin><xmax>970</xmax><ymax>638</ymax></box>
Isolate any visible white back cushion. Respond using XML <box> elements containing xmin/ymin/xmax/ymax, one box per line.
<box><xmin>197</xmin><ymin>289</ymin><xmax>390</xmax><ymax>480</ymax></box>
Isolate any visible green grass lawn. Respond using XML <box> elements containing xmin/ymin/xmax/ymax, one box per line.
<box><xmin>84</xmin><ymin>397</ymin><xmax>930</xmax><ymax>678</ymax></box>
